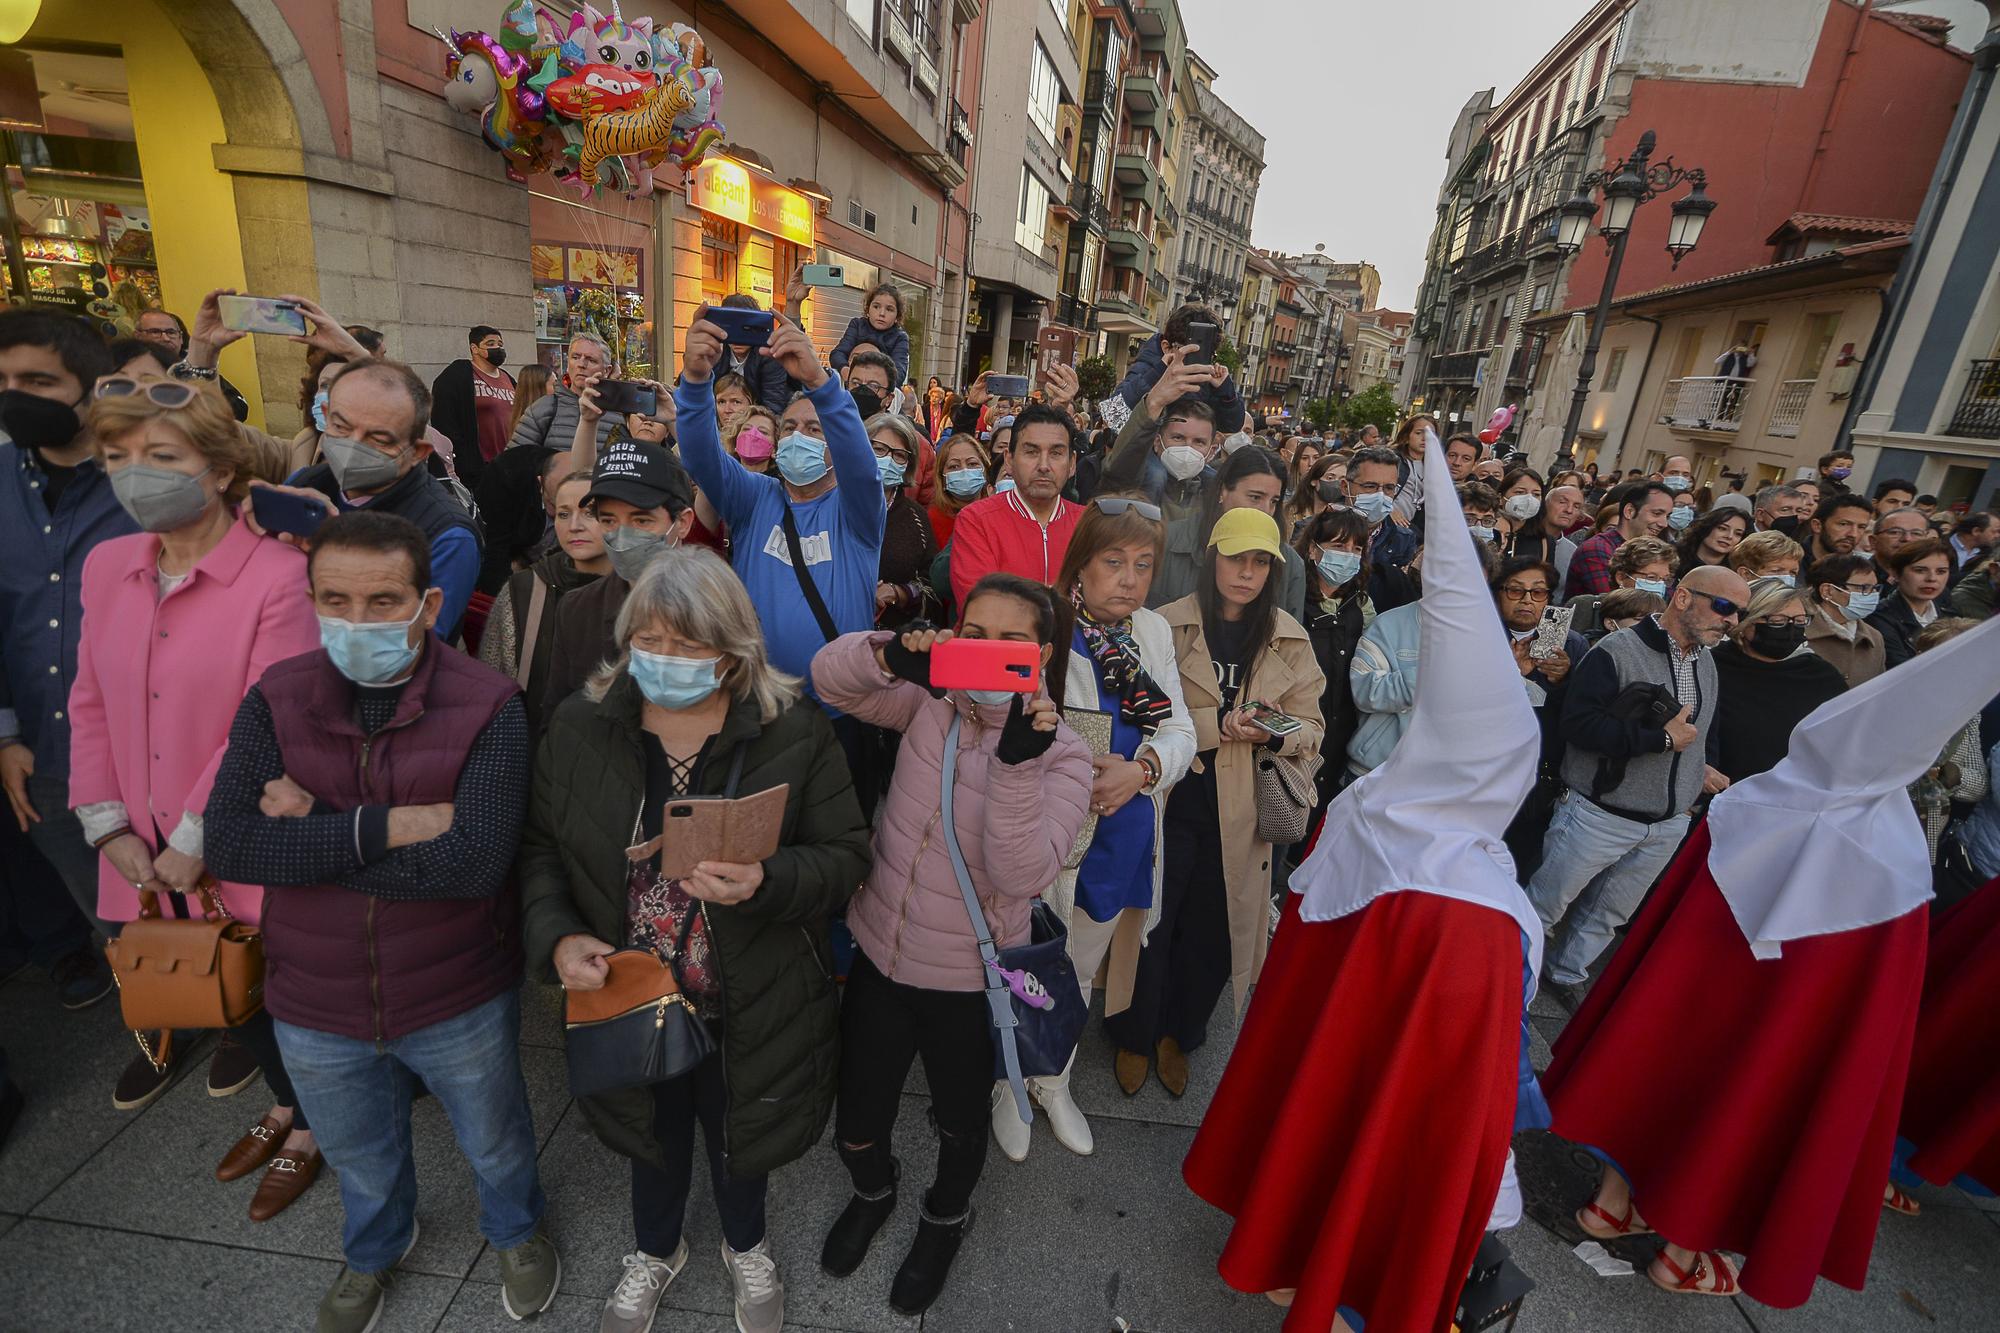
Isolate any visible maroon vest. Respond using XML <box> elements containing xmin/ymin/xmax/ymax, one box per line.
<box><xmin>260</xmin><ymin>640</ymin><xmax>522</xmax><ymax>1041</ymax></box>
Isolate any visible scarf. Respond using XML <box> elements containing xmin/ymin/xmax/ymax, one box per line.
<box><xmin>1072</xmin><ymin>593</ymin><xmax>1173</xmax><ymax>733</ymax></box>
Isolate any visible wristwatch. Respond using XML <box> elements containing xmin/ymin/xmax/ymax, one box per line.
<box><xmin>169</xmin><ymin>361</ymin><xmax>218</xmax><ymax>382</ymax></box>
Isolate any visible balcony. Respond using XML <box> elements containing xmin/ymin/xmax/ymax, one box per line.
<box><xmin>1764</xmin><ymin>379</ymin><xmax>1818</xmax><ymax>439</ymax></box>
<box><xmin>1083</xmin><ymin>71</ymin><xmax>1118</xmax><ymax>116</ymax></box>
<box><xmin>1659</xmin><ymin>376</ymin><xmax>1754</xmax><ymax>433</ymax></box>
<box><xmin>1947</xmin><ymin>360</ymin><xmax>2000</xmax><ymax>439</ymax></box>
<box><xmin>1521</xmin><ymin>203</ymin><xmax>1562</xmax><ymax>256</ymax></box>
<box><xmin>1055</xmin><ymin>294</ymin><xmax>1097</xmax><ymax>332</ymax></box>
<box><xmin>1431</xmin><ymin>349</ymin><xmax>1485</xmax><ymax>384</ymax></box>
<box><xmin>1457</xmin><ymin>229</ymin><xmax>1525</xmax><ymax>282</ymax></box>
<box><xmin>1114</xmin><ymin>138</ymin><xmax>1163</xmax><ymax>195</ymax></box>
<box><xmin>1106</xmin><ymin>222</ymin><xmax>1147</xmax><ymax>258</ymax></box>
<box><xmin>1135</xmin><ymin>3</ymin><xmax>1168</xmax><ymax>37</ymax></box>
<box><xmin>1158</xmin><ymin>194</ymin><xmax>1180</xmax><ymax>234</ymax></box>
<box><xmin>1124</xmin><ymin>70</ymin><xmax>1163</xmax><ymax>117</ymax></box>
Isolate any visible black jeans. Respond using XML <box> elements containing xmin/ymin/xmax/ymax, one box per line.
<box><xmin>1</xmin><ymin>815</ymin><xmax>92</xmax><ymax>967</ymax></box>
<box><xmin>835</xmin><ymin>952</ymin><xmax>992</xmax><ymax>1219</ymax></box>
<box><xmin>1103</xmin><ymin>815</ymin><xmax>1231</xmax><ymax>1056</ymax></box>
<box><xmin>631</xmin><ymin>1052</ymin><xmax>768</xmax><ymax>1258</ymax></box>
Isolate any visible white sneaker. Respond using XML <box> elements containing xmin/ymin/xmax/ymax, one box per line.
<box><xmin>600</xmin><ymin>1241</ymin><xmax>687</xmax><ymax>1333</ymax></box>
<box><xmin>990</xmin><ymin>1082</ymin><xmax>1031</xmax><ymax>1163</ymax></box>
<box><xmin>1032</xmin><ymin>1077</ymin><xmax>1094</xmax><ymax>1157</ymax></box>
<box><xmin>721</xmin><ymin>1237</ymin><xmax>785</xmax><ymax>1333</ymax></box>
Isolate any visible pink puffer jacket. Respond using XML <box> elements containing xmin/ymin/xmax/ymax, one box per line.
<box><xmin>813</xmin><ymin>632</ymin><xmax>1093</xmax><ymax>991</ymax></box>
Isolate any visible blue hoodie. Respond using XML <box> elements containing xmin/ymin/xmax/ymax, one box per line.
<box><xmin>829</xmin><ymin>315</ymin><xmax>910</xmax><ymax>385</ymax></box>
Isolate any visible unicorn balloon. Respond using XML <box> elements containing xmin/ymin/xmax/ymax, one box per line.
<box><xmin>439</xmin><ymin>25</ymin><xmax>560</xmax><ymax>182</ymax></box>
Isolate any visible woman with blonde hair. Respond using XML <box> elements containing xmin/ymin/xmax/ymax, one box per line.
<box><xmin>521</xmin><ymin>546</ymin><xmax>870</xmax><ymax>1333</ymax></box>
<box><xmin>1725</xmin><ymin>530</ymin><xmax>1805</xmax><ymax>586</ymax></box>
<box><xmin>507</xmin><ymin>364</ymin><xmax>555</xmax><ymax>438</ymax></box>
<box><xmin>990</xmin><ymin>496</ymin><xmax>1196</xmax><ymax>1163</ymax></box>
<box><xmin>68</xmin><ymin>375</ymin><xmax>323</xmax><ymax>1211</ymax></box>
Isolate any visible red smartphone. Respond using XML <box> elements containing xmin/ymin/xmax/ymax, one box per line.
<box><xmin>930</xmin><ymin>638</ymin><xmax>1041</xmax><ymax>694</ymax></box>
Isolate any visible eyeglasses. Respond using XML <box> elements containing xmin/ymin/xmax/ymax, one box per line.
<box><xmin>1757</xmin><ymin>615</ymin><xmax>1811</xmax><ymax>628</ymax></box>
<box><xmin>1093</xmin><ymin>496</ymin><xmax>1163</xmax><ymax>521</ymax></box>
<box><xmin>93</xmin><ymin>376</ymin><xmax>198</xmax><ymax>408</ymax></box>
<box><xmin>1498</xmin><ymin>584</ymin><xmax>1551</xmax><ymax>601</ymax></box>
<box><xmin>1839</xmin><ymin>582</ymin><xmax>1880</xmax><ymax>594</ymax></box>
<box><xmin>1346</xmin><ymin>480</ymin><xmax>1400</xmax><ymax>497</ymax></box>
<box><xmin>872</xmin><ymin>444</ymin><xmax>913</xmax><ymax>467</ymax></box>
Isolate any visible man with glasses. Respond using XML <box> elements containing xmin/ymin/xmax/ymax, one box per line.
<box><xmin>1871</xmin><ymin>507</ymin><xmax>1932</xmax><ymax>575</ymax></box>
<box><xmin>429</xmin><ymin>325</ymin><xmax>516</xmax><ymax>493</ymax></box>
<box><xmin>293</xmin><ymin>360</ymin><xmax>484</xmax><ymax>642</ymax></box>
<box><xmin>1804</xmin><ymin>552</ymin><xmax>1887</xmax><ymax>688</ymax></box>
<box><xmin>1525</xmin><ymin>563</ymin><xmax>1750</xmax><ymax>1006</ymax></box>
<box><xmin>1342</xmin><ymin>445</ymin><xmax>1420</xmax><ymax>611</ymax></box>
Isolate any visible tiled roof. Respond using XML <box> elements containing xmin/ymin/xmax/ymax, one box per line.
<box><xmin>1528</xmin><ymin>236</ymin><xmax>1908</xmax><ymax>323</ymax></box>
<box><xmin>1765</xmin><ymin>213</ymin><xmax>1913</xmax><ymax>244</ymax></box>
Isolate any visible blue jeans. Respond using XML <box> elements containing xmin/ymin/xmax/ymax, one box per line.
<box><xmin>275</xmin><ymin>988</ymin><xmax>545</xmax><ymax>1273</ymax></box>
<box><xmin>1524</xmin><ymin>794</ymin><xmax>1688</xmax><ymax>987</ymax></box>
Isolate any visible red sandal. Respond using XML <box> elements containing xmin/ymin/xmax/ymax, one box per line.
<box><xmin>1649</xmin><ymin>1249</ymin><xmax>1740</xmax><ymax>1297</ymax></box>
<box><xmin>1883</xmin><ymin>1183</ymin><xmax>1922</xmax><ymax>1216</ymax></box>
<box><xmin>1576</xmin><ymin>1198</ymin><xmax>1655</xmax><ymax>1240</ymax></box>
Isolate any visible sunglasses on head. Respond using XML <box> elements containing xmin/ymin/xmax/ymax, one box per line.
<box><xmin>1093</xmin><ymin>496</ymin><xmax>1162</xmax><ymax>522</ymax></box>
<box><xmin>94</xmin><ymin>376</ymin><xmax>199</xmax><ymax>408</ymax></box>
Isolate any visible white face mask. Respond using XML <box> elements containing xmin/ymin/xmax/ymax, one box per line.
<box><xmin>1160</xmin><ymin>444</ymin><xmax>1208</xmax><ymax>482</ymax></box>
<box><xmin>1503</xmin><ymin>493</ymin><xmax>1541</xmax><ymax>522</ymax></box>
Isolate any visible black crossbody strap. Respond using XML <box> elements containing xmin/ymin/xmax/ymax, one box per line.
<box><xmin>780</xmin><ymin>506</ymin><xmax>840</xmax><ymax>644</ymax></box>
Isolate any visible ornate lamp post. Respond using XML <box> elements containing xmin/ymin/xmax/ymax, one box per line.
<box><xmin>1552</xmin><ymin>130</ymin><xmax>1716</xmax><ymax>463</ymax></box>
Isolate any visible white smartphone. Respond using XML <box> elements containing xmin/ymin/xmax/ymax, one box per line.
<box><xmin>1530</xmin><ymin>605</ymin><xmax>1575</xmax><ymax>660</ymax></box>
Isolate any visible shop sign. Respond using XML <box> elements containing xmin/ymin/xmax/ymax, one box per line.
<box><xmin>687</xmin><ymin>157</ymin><xmax>814</xmax><ymax>248</ymax></box>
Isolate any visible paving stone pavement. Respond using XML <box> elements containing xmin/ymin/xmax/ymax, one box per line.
<box><xmin>1</xmin><ymin>960</ymin><xmax>1995</xmax><ymax>1331</ymax></box>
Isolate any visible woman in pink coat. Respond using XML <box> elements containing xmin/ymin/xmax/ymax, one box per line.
<box><xmin>67</xmin><ymin>375</ymin><xmax>322</xmax><ymax>1220</ymax></box>
<box><xmin>810</xmin><ymin>573</ymin><xmax>1093</xmax><ymax>1317</ymax></box>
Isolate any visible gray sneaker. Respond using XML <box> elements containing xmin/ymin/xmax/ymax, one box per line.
<box><xmin>317</xmin><ymin>1221</ymin><xmax>420</xmax><ymax>1333</ymax></box>
<box><xmin>499</xmin><ymin>1231</ymin><xmax>562</xmax><ymax>1320</ymax></box>
<box><xmin>721</xmin><ymin>1238</ymin><xmax>785</xmax><ymax>1333</ymax></box>
<box><xmin>600</xmin><ymin>1241</ymin><xmax>688</xmax><ymax>1333</ymax></box>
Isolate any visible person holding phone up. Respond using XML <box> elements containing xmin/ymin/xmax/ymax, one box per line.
<box><xmin>1098</xmin><ymin>343</ymin><xmax>1232</xmax><ymax>523</ymax></box>
<box><xmin>521</xmin><ymin>546</ymin><xmax>870</xmax><ymax>1333</ymax></box>
<box><xmin>1491</xmin><ymin>557</ymin><xmax>1590</xmax><ymax>878</ymax></box>
<box><xmin>809</xmin><ymin>574</ymin><xmax>1093</xmax><ymax>1316</ymax></box>
<box><xmin>1104</xmin><ymin>508</ymin><xmax>1325</xmax><ymax>1097</ymax></box>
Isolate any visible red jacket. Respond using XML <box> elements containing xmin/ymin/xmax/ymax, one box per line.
<box><xmin>949</xmin><ymin>490</ymin><xmax>1083</xmax><ymax>604</ymax></box>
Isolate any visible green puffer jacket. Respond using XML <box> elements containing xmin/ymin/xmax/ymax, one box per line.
<box><xmin>519</xmin><ymin>672</ymin><xmax>870</xmax><ymax>1178</ymax></box>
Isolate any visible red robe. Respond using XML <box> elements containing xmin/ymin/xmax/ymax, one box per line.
<box><xmin>1543</xmin><ymin>823</ymin><xmax>1928</xmax><ymax>1309</ymax></box>
<box><xmin>1184</xmin><ymin>891</ymin><xmax>1521</xmax><ymax>1333</ymax></box>
<box><xmin>1902</xmin><ymin>874</ymin><xmax>2000</xmax><ymax>1190</ymax></box>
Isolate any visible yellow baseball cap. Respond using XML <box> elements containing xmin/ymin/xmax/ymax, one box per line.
<box><xmin>1208</xmin><ymin>506</ymin><xmax>1283</xmax><ymax>557</ymax></box>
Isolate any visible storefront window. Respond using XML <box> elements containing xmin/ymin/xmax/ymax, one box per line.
<box><xmin>528</xmin><ymin>188</ymin><xmax>656</xmax><ymax>379</ymax></box>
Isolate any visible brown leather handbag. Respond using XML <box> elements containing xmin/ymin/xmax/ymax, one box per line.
<box><xmin>106</xmin><ymin>879</ymin><xmax>265</xmax><ymax>1067</ymax></box>
<box><xmin>562</xmin><ymin>934</ymin><xmax>714</xmax><ymax>1098</ymax></box>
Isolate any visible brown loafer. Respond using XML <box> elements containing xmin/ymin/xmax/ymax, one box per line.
<box><xmin>248</xmin><ymin>1147</ymin><xmax>322</xmax><ymax>1222</ymax></box>
<box><xmin>1113</xmin><ymin>1048</ymin><xmax>1149</xmax><ymax>1096</ymax></box>
<box><xmin>1155</xmin><ymin>1037</ymin><xmax>1189</xmax><ymax>1098</ymax></box>
<box><xmin>216</xmin><ymin>1113</ymin><xmax>286</xmax><ymax>1182</ymax></box>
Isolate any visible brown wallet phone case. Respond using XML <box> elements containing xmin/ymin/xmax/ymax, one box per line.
<box><xmin>657</xmin><ymin>783</ymin><xmax>790</xmax><ymax>880</ymax></box>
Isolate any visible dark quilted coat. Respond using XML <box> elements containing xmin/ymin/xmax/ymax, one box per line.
<box><xmin>519</xmin><ymin>672</ymin><xmax>870</xmax><ymax>1177</ymax></box>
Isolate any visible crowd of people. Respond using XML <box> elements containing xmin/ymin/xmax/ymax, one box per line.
<box><xmin>0</xmin><ymin>281</ymin><xmax>1996</xmax><ymax>1333</ymax></box>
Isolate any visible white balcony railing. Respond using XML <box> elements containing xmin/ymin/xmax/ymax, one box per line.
<box><xmin>1764</xmin><ymin>378</ymin><xmax>1817</xmax><ymax>438</ymax></box>
<box><xmin>1659</xmin><ymin>376</ymin><xmax>1753</xmax><ymax>432</ymax></box>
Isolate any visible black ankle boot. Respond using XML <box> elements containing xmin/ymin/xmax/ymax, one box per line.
<box><xmin>889</xmin><ymin>1203</ymin><xmax>974</xmax><ymax>1316</ymax></box>
<box><xmin>822</xmin><ymin>1156</ymin><xmax>899</xmax><ymax>1278</ymax></box>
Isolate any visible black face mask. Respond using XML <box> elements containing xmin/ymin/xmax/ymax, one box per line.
<box><xmin>1750</xmin><ymin>622</ymin><xmax>1807</xmax><ymax>658</ymax></box>
<box><xmin>850</xmin><ymin>385</ymin><xmax>883</xmax><ymax>419</ymax></box>
<box><xmin>1769</xmin><ymin>514</ymin><xmax>1805</xmax><ymax>540</ymax></box>
<box><xmin>0</xmin><ymin>389</ymin><xmax>83</xmax><ymax>455</ymax></box>
<box><xmin>483</xmin><ymin>345</ymin><xmax>507</xmax><ymax>368</ymax></box>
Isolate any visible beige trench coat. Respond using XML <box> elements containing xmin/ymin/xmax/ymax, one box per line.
<box><xmin>1103</xmin><ymin>594</ymin><xmax>1326</xmax><ymax>1020</ymax></box>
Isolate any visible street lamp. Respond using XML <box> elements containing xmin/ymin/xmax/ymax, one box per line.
<box><xmin>1551</xmin><ymin>129</ymin><xmax>1716</xmax><ymax>464</ymax></box>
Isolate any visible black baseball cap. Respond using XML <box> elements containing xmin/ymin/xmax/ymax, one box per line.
<box><xmin>586</xmin><ymin>439</ymin><xmax>694</xmax><ymax>512</ymax></box>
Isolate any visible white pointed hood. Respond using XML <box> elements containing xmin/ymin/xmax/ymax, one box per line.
<box><xmin>1296</xmin><ymin>436</ymin><xmax>1544</xmax><ymax>976</ymax></box>
<box><xmin>1707</xmin><ymin>614</ymin><xmax>2000</xmax><ymax>957</ymax></box>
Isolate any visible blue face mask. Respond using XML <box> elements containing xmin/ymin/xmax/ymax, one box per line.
<box><xmin>1317</xmin><ymin>548</ymin><xmax>1363</xmax><ymax>587</ymax></box>
<box><xmin>1662</xmin><ymin>474</ymin><xmax>1692</xmax><ymax>492</ymax></box>
<box><xmin>944</xmin><ymin>466</ymin><xmax>986</xmax><ymax>497</ymax></box>
<box><xmin>1468</xmin><ymin>524</ymin><xmax>1495</xmax><ymax>544</ymax></box>
<box><xmin>1667</xmin><ymin>505</ymin><xmax>1695</xmax><ymax>531</ymax></box>
<box><xmin>994</xmin><ymin>477</ymin><xmax>1017</xmax><ymax>494</ymax></box>
<box><xmin>1840</xmin><ymin>589</ymin><xmax>1880</xmax><ymax>621</ymax></box>
<box><xmin>318</xmin><ymin>606</ymin><xmax>426</xmax><ymax>686</ymax></box>
<box><xmin>311</xmin><ymin>388</ymin><xmax>329</xmax><ymax>434</ymax></box>
<box><xmin>629</xmin><ymin>647</ymin><xmax>722</xmax><ymax>709</ymax></box>
<box><xmin>1771</xmin><ymin>573</ymin><xmax>1797</xmax><ymax>589</ymax></box>
<box><xmin>876</xmin><ymin>454</ymin><xmax>906</xmax><ymax>488</ymax></box>
<box><xmin>1634</xmin><ymin>577</ymin><xmax>1669</xmax><ymax>598</ymax></box>
<box><xmin>1350</xmin><ymin>492</ymin><xmax>1395</xmax><ymax>524</ymax></box>
<box><xmin>775</xmin><ymin>431</ymin><xmax>829</xmax><ymax>487</ymax></box>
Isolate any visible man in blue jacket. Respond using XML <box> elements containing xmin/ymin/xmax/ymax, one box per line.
<box><xmin>1097</xmin><ymin>303</ymin><xmax>1247</xmax><ymax>435</ymax></box>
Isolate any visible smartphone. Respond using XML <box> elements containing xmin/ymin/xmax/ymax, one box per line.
<box><xmin>249</xmin><ymin>486</ymin><xmax>331</xmax><ymax>540</ymax></box>
<box><xmin>931</xmin><ymin>638</ymin><xmax>1041</xmax><ymax>694</ymax></box>
<box><xmin>799</xmin><ymin>263</ymin><xmax>845</xmax><ymax>287</ymax></box>
<box><xmin>1184</xmin><ymin>320</ymin><xmax>1221</xmax><ymax>366</ymax></box>
<box><xmin>217</xmin><ymin>295</ymin><xmax>306</xmax><ymax>337</ymax></box>
<box><xmin>985</xmin><ymin>373</ymin><xmax>1031</xmax><ymax>398</ymax></box>
<box><xmin>656</xmin><ymin>784</ymin><xmax>790</xmax><ymax>880</ymax></box>
<box><xmin>1244</xmin><ymin>701</ymin><xmax>1303</xmax><ymax>737</ymax></box>
<box><xmin>704</xmin><ymin>305</ymin><xmax>775</xmax><ymax>348</ymax></box>
<box><xmin>593</xmin><ymin>378</ymin><xmax>658</xmax><ymax>417</ymax></box>
<box><xmin>1530</xmin><ymin>604</ymin><xmax>1576</xmax><ymax>660</ymax></box>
